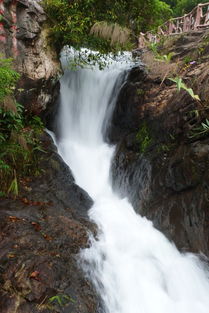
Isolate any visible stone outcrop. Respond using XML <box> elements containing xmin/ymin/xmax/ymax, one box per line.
<box><xmin>110</xmin><ymin>32</ymin><xmax>209</xmax><ymax>257</ymax></box>
<box><xmin>0</xmin><ymin>3</ymin><xmax>100</xmax><ymax>312</ymax></box>
<box><xmin>0</xmin><ymin>0</ymin><xmax>61</xmax><ymax>114</ymax></box>
<box><xmin>0</xmin><ymin>134</ymin><xmax>98</xmax><ymax>313</ymax></box>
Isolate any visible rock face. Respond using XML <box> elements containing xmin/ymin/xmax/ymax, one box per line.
<box><xmin>110</xmin><ymin>35</ymin><xmax>209</xmax><ymax>257</ymax></box>
<box><xmin>0</xmin><ymin>0</ymin><xmax>61</xmax><ymax>114</ymax></box>
<box><xmin>0</xmin><ymin>2</ymin><xmax>100</xmax><ymax>312</ymax></box>
<box><xmin>108</xmin><ymin>65</ymin><xmax>147</xmax><ymax>143</ymax></box>
<box><xmin>0</xmin><ymin>133</ymin><xmax>99</xmax><ymax>313</ymax></box>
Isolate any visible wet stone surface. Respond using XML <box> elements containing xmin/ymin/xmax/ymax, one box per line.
<box><xmin>0</xmin><ymin>134</ymin><xmax>98</xmax><ymax>313</ymax></box>
<box><xmin>110</xmin><ymin>56</ymin><xmax>209</xmax><ymax>258</ymax></box>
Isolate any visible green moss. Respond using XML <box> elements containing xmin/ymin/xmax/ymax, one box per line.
<box><xmin>136</xmin><ymin>88</ymin><xmax>145</xmax><ymax>96</ymax></box>
<box><xmin>182</xmin><ymin>55</ymin><xmax>193</xmax><ymax>65</ymax></box>
<box><xmin>157</xmin><ymin>142</ymin><xmax>177</xmax><ymax>154</ymax></box>
<box><xmin>136</xmin><ymin>122</ymin><xmax>152</xmax><ymax>153</ymax></box>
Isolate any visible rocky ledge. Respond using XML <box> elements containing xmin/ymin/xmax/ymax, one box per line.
<box><xmin>110</xmin><ymin>31</ymin><xmax>209</xmax><ymax>257</ymax></box>
<box><xmin>0</xmin><ymin>134</ymin><xmax>98</xmax><ymax>313</ymax></box>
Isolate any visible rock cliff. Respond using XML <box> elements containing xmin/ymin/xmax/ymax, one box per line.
<box><xmin>110</xmin><ymin>31</ymin><xmax>209</xmax><ymax>257</ymax></box>
<box><xmin>0</xmin><ymin>0</ymin><xmax>61</xmax><ymax>114</ymax></box>
<box><xmin>0</xmin><ymin>134</ymin><xmax>99</xmax><ymax>313</ymax></box>
<box><xmin>0</xmin><ymin>2</ymin><xmax>99</xmax><ymax>313</ymax></box>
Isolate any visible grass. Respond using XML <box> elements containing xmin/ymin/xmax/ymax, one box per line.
<box><xmin>136</xmin><ymin>122</ymin><xmax>152</xmax><ymax>153</ymax></box>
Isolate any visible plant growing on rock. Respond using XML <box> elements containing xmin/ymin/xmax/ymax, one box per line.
<box><xmin>136</xmin><ymin>122</ymin><xmax>152</xmax><ymax>153</ymax></box>
<box><xmin>49</xmin><ymin>294</ymin><xmax>75</xmax><ymax>306</ymax></box>
<box><xmin>169</xmin><ymin>77</ymin><xmax>200</xmax><ymax>101</ymax></box>
<box><xmin>189</xmin><ymin>119</ymin><xmax>209</xmax><ymax>138</ymax></box>
<box><xmin>0</xmin><ymin>56</ymin><xmax>45</xmax><ymax>197</ymax></box>
<box><xmin>142</xmin><ymin>50</ymin><xmax>178</xmax><ymax>82</ymax></box>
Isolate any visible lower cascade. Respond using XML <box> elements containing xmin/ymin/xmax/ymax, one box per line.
<box><xmin>56</xmin><ymin>50</ymin><xmax>209</xmax><ymax>313</ymax></box>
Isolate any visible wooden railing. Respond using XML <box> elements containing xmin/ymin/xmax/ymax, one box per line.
<box><xmin>138</xmin><ymin>2</ymin><xmax>209</xmax><ymax>47</ymax></box>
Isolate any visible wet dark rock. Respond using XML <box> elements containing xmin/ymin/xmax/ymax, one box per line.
<box><xmin>112</xmin><ymin>130</ymin><xmax>209</xmax><ymax>257</ymax></box>
<box><xmin>111</xmin><ymin>139</ymin><xmax>152</xmax><ymax>210</ymax></box>
<box><xmin>108</xmin><ymin>66</ymin><xmax>147</xmax><ymax>143</ymax></box>
<box><xmin>110</xmin><ymin>43</ymin><xmax>209</xmax><ymax>257</ymax></box>
<box><xmin>0</xmin><ymin>133</ymin><xmax>98</xmax><ymax>313</ymax></box>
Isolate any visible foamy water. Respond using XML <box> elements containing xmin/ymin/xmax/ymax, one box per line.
<box><xmin>57</xmin><ymin>49</ymin><xmax>209</xmax><ymax>313</ymax></box>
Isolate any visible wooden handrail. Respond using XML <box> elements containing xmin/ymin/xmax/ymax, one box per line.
<box><xmin>138</xmin><ymin>2</ymin><xmax>209</xmax><ymax>48</ymax></box>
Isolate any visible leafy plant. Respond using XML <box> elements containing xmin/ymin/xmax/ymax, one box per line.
<box><xmin>48</xmin><ymin>294</ymin><xmax>75</xmax><ymax>307</ymax></box>
<box><xmin>149</xmin><ymin>42</ymin><xmax>159</xmax><ymax>54</ymax></box>
<box><xmin>0</xmin><ymin>57</ymin><xmax>44</xmax><ymax>196</ymax></box>
<box><xmin>0</xmin><ymin>56</ymin><xmax>20</xmax><ymax>102</ymax></box>
<box><xmin>43</xmin><ymin>0</ymin><xmax>172</xmax><ymax>56</ymax></box>
<box><xmin>169</xmin><ymin>77</ymin><xmax>200</xmax><ymax>100</ymax></box>
<box><xmin>136</xmin><ymin>122</ymin><xmax>152</xmax><ymax>153</ymax></box>
<box><xmin>7</xmin><ymin>171</ymin><xmax>18</xmax><ymax>197</ymax></box>
<box><xmin>182</xmin><ymin>55</ymin><xmax>193</xmax><ymax>65</ymax></box>
<box><xmin>189</xmin><ymin>119</ymin><xmax>209</xmax><ymax>138</ymax></box>
<box><xmin>156</xmin><ymin>52</ymin><xmax>174</xmax><ymax>63</ymax></box>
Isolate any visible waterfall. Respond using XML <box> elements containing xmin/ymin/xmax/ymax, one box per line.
<box><xmin>56</xmin><ymin>49</ymin><xmax>209</xmax><ymax>313</ymax></box>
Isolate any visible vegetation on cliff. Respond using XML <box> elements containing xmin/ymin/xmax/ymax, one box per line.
<box><xmin>0</xmin><ymin>57</ymin><xmax>44</xmax><ymax>197</ymax></box>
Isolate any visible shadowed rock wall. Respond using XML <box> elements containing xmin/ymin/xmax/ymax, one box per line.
<box><xmin>110</xmin><ymin>34</ymin><xmax>209</xmax><ymax>257</ymax></box>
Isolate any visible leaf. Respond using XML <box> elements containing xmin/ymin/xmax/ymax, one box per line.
<box><xmin>7</xmin><ymin>253</ymin><xmax>16</xmax><ymax>258</ymax></box>
<box><xmin>49</xmin><ymin>294</ymin><xmax>75</xmax><ymax>306</ymax></box>
<box><xmin>8</xmin><ymin>215</ymin><xmax>21</xmax><ymax>222</ymax></box>
<box><xmin>176</xmin><ymin>78</ymin><xmax>182</xmax><ymax>91</ymax></box>
<box><xmin>169</xmin><ymin>77</ymin><xmax>200</xmax><ymax>100</ymax></box>
<box><xmin>43</xmin><ymin>233</ymin><xmax>53</xmax><ymax>241</ymax></box>
<box><xmin>31</xmin><ymin>222</ymin><xmax>41</xmax><ymax>231</ymax></box>
<box><xmin>30</xmin><ymin>271</ymin><xmax>40</xmax><ymax>280</ymax></box>
<box><xmin>21</xmin><ymin>197</ymin><xmax>30</xmax><ymax>204</ymax></box>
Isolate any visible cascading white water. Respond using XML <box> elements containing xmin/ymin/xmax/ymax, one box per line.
<box><xmin>57</xmin><ymin>49</ymin><xmax>209</xmax><ymax>313</ymax></box>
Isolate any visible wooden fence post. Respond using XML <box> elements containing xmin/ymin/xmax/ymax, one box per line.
<box><xmin>194</xmin><ymin>4</ymin><xmax>202</xmax><ymax>29</ymax></box>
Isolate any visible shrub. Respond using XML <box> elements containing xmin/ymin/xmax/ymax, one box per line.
<box><xmin>0</xmin><ymin>56</ymin><xmax>44</xmax><ymax>197</ymax></box>
<box><xmin>136</xmin><ymin>122</ymin><xmax>153</xmax><ymax>153</ymax></box>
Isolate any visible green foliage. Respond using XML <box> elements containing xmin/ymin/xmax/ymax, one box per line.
<box><xmin>148</xmin><ymin>42</ymin><xmax>174</xmax><ymax>63</ymax></box>
<box><xmin>136</xmin><ymin>122</ymin><xmax>152</xmax><ymax>153</ymax></box>
<box><xmin>0</xmin><ymin>57</ymin><xmax>44</xmax><ymax>196</ymax></box>
<box><xmin>149</xmin><ymin>42</ymin><xmax>159</xmax><ymax>54</ymax></box>
<box><xmin>173</xmin><ymin>0</ymin><xmax>209</xmax><ymax>16</ymax></box>
<box><xmin>136</xmin><ymin>88</ymin><xmax>145</xmax><ymax>96</ymax></box>
<box><xmin>43</xmin><ymin>0</ymin><xmax>172</xmax><ymax>54</ymax></box>
<box><xmin>182</xmin><ymin>55</ymin><xmax>193</xmax><ymax>65</ymax></box>
<box><xmin>189</xmin><ymin>119</ymin><xmax>209</xmax><ymax>138</ymax></box>
<box><xmin>169</xmin><ymin>77</ymin><xmax>200</xmax><ymax>100</ymax></box>
<box><xmin>48</xmin><ymin>294</ymin><xmax>75</xmax><ymax>307</ymax></box>
<box><xmin>0</xmin><ymin>57</ymin><xmax>20</xmax><ymax>102</ymax></box>
<box><xmin>155</xmin><ymin>52</ymin><xmax>174</xmax><ymax>63</ymax></box>
<box><xmin>162</xmin><ymin>0</ymin><xmax>177</xmax><ymax>8</ymax></box>
<box><xmin>7</xmin><ymin>172</ymin><xmax>18</xmax><ymax>198</ymax></box>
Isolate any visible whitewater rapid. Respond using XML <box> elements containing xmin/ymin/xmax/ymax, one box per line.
<box><xmin>57</xmin><ymin>49</ymin><xmax>209</xmax><ymax>313</ymax></box>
